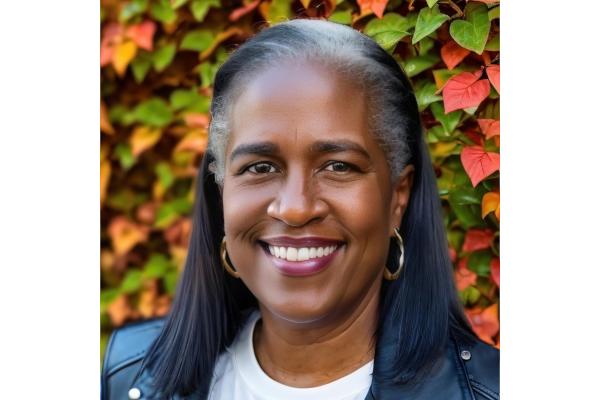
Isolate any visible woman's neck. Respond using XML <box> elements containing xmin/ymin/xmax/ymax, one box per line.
<box><xmin>252</xmin><ymin>281</ymin><xmax>381</xmax><ymax>388</ymax></box>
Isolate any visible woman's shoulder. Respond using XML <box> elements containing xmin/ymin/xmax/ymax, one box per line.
<box><xmin>460</xmin><ymin>339</ymin><xmax>499</xmax><ymax>399</ymax></box>
<box><xmin>101</xmin><ymin>317</ymin><xmax>166</xmax><ymax>400</ymax></box>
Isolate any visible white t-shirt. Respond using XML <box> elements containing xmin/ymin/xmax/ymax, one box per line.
<box><xmin>207</xmin><ymin>310</ymin><xmax>374</xmax><ymax>400</ymax></box>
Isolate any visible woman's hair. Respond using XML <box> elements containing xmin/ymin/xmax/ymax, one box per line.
<box><xmin>143</xmin><ymin>18</ymin><xmax>475</xmax><ymax>397</ymax></box>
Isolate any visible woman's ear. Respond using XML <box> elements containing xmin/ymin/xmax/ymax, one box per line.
<box><xmin>390</xmin><ymin>165</ymin><xmax>415</xmax><ymax>235</ymax></box>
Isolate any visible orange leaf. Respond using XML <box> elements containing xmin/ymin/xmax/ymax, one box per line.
<box><xmin>491</xmin><ymin>257</ymin><xmax>500</xmax><ymax>287</ymax></box>
<box><xmin>100</xmin><ymin>160</ymin><xmax>111</xmax><ymax>205</ymax></box>
<box><xmin>126</xmin><ymin>20</ymin><xmax>156</xmax><ymax>51</ymax></box>
<box><xmin>356</xmin><ymin>0</ymin><xmax>389</xmax><ymax>18</ymax></box>
<box><xmin>455</xmin><ymin>257</ymin><xmax>477</xmax><ymax>290</ymax></box>
<box><xmin>101</xmin><ymin>102</ymin><xmax>114</xmax><ymax>135</ymax></box>
<box><xmin>299</xmin><ymin>0</ymin><xmax>311</xmax><ymax>9</ymax></box>
<box><xmin>441</xmin><ymin>40</ymin><xmax>470</xmax><ymax>71</ymax></box>
<box><xmin>184</xmin><ymin>113</ymin><xmax>210</xmax><ymax>128</ymax></box>
<box><xmin>174</xmin><ymin>129</ymin><xmax>208</xmax><ymax>154</ymax></box>
<box><xmin>467</xmin><ymin>304</ymin><xmax>499</xmax><ymax>345</ymax></box>
<box><xmin>481</xmin><ymin>191</ymin><xmax>500</xmax><ymax>219</ymax></box>
<box><xmin>443</xmin><ymin>69</ymin><xmax>490</xmax><ymax>113</ymax></box>
<box><xmin>477</xmin><ymin>118</ymin><xmax>500</xmax><ymax>139</ymax></box>
<box><xmin>108</xmin><ymin>294</ymin><xmax>135</xmax><ymax>327</ymax></box>
<box><xmin>112</xmin><ymin>40</ymin><xmax>137</xmax><ymax>77</ymax></box>
<box><xmin>460</xmin><ymin>146</ymin><xmax>500</xmax><ymax>187</ymax></box>
<box><xmin>229</xmin><ymin>0</ymin><xmax>261</xmax><ymax>21</ymax></box>
<box><xmin>108</xmin><ymin>216</ymin><xmax>150</xmax><ymax>256</ymax></box>
<box><xmin>130</xmin><ymin>126</ymin><xmax>162</xmax><ymax>157</ymax></box>
<box><xmin>486</xmin><ymin>64</ymin><xmax>500</xmax><ymax>93</ymax></box>
<box><xmin>462</xmin><ymin>228</ymin><xmax>494</xmax><ymax>252</ymax></box>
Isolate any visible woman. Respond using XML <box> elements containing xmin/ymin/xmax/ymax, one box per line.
<box><xmin>102</xmin><ymin>19</ymin><xmax>499</xmax><ymax>400</ymax></box>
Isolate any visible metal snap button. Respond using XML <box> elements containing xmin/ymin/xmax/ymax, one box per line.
<box><xmin>128</xmin><ymin>387</ymin><xmax>142</xmax><ymax>399</ymax></box>
<box><xmin>460</xmin><ymin>350</ymin><xmax>472</xmax><ymax>361</ymax></box>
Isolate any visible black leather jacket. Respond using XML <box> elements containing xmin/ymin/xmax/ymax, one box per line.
<box><xmin>102</xmin><ymin>316</ymin><xmax>499</xmax><ymax>400</ymax></box>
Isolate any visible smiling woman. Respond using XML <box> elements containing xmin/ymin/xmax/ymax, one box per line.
<box><xmin>101</xmin><ymin>19</ymin><xmax>498</xmax><ymax>400</ymax></box>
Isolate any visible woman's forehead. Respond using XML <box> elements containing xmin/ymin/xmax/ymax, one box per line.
<box><xmin>228</xmin><ymin>62</ymin><xmax>371</xmax><ymax>150</ymax></box>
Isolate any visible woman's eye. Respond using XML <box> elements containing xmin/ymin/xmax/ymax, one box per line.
<box><xmin>246</xmin><ymin>162</ymin><xmax>277</xmax><ymax>174</ymax></box>
<box><xmin>324</xmin><ymin>161</ymin><xmax>353</xmax><ymax>173</ymax></box>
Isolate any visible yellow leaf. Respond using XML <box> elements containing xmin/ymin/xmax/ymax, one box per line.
<box><xmin>430</xmin><ymin>141</ymin><xmax>457</xmax><ymax>159</ymax></box>
<box><xmin>100</xmin><ymin>160</ymin><xmax>111</xmax><ymax>205</ymax></box>
<box><xmin>200</xmin><ymin>27</ymin><xmax>244</xmax><ymax>61</ymax></box>
<box><xmin>130</xmin><ymin>126</ymin><xmax>162</xmax><ymax>157</ymax></box>
<box><xmin>481</xmin><ymin>191</ymin><xmax>500</xmax><ymax>219</ymax></box>
<box><xmin>112</xmin><ymin>40</ymin><xmax>137</xmax><ymax>77</ymax></box>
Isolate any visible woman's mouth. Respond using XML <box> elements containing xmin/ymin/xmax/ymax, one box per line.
<box><xmin>258</xmin><ymin>238</ymin><xmax>344</xmax><ymax>277</ymax></box>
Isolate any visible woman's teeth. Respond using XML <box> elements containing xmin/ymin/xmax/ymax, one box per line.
<box><xmin>267</xmin><ymin>245</ymin><xmax>338</xmax><ymax>261</ymax></box>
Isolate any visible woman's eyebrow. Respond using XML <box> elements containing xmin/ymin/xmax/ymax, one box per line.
<box><xmin>310</xmin><ymin>140</ymin><xmax>371</xmax><ymax>160</ymax></box>
<box><xmin>230</xmin><ymin>141</ymin><xmax>280</xmax><ymax>163</ymax></box>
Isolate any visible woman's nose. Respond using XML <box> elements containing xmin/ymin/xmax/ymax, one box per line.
<box><xmin>267</xmin><ymin>170</ymin><xmax>327</xmax><ymax>227</ymax></box>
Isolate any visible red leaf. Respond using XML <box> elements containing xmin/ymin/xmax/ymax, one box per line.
<box><xmin>449</xmin><ymin>246</ymin><xmax>457</xmax><ymax>263</ymax></box>
<box><xmin>442</xmin><ymin>69</ymin><xmax>491</xmax><ymax>113</ymax></box>
<box><xmin>486</xmin><ymin>64</ymin><xmax>500</xmax><ymax>93</ymax></box>
<box><xmin>229</xmin><ymin>0</ymin><xmax>261</xmax><ymax>21</ymax></box>
<box><xmin>460</xmin><ymin>146</ymin><xmax>500</xmax><ymax>187</ymax></box>
<box><xmin>455</xmin><ymin>257</ymin><xmax>477</xmax><ymax>290</ymax></box>
<box><xmin>462</xmin><ymin>228</ymin><xmax>494</xmax><ymax>252</ymax></box>
<box><xmin>477</xmin><ymin>119</ymin><xmax>500</xmax><ymax>139</ymax></box>
<box><xmin>356</xmin><ymin>0</ymin><xmax>389</xmax><ymax>18</ymax></box>
<box><xmin>464</xmin><ymin>128</ymin><xmax>483</xmax><ymax>146</ymax></box>
<box><xmin>126</xmin><ymin>20</ymin><xmax>156</xmax><ymax>51</ymax></box>
<box><xmin>466</xmin><ymin>304</ymin><xmax>499</xmax><ymax>345</ymax></box>
<box><xmin>441</xmin><ymin>40</ymin><xmax>470</xmax><ymax>70</ymax></box>
<box><xmin>100</xmin><ymin>23</ymin><xmax>123</xmax><ymax>67</ymax></box>
<box><xmin>491</xmin><ymin>257</ymin><xmax>500</xmax><ymax>287</ymax></box>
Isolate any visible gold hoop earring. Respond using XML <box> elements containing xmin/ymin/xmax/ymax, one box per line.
<box><xmin>383</xmin><ymin>228</ymin><xmax>405</xmax><ymax>281</ymax></box>
<box><xmin>220</xmin><ymin>237</ymin><xmax>240</xmax><ymax>278</ymax></box>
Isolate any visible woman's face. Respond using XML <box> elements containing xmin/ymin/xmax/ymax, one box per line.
<box><xmin>221</xmin><ymin>62</ymin><xmax>413</xmax><ymax>325</ymax></box>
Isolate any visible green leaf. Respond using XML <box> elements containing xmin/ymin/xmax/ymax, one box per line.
<box><xmin>133</xmin><ymin>98</ymin><xmax>173</xmax><ymax>127</ymax></box>
<box><xmin>163</xmin><ymin>270</ymin><xmax>179</xmax><ymax>295</ymax></box>
<box><xmin>190</xmin><ymin>0</ymin><xmax>219</xmax><ymax>21</ymax></box>
<box><xmin>131</xmin><ymin>52</ymin><xmax>153</xmax><ymax>83</ymax></box>
<box><xmin>152</xmin><ymin>43</ymin><xmax>176</xmax><ymax>72</ymax></box>
<box><xmin>449</xmin><ymin>186</ymin><xmax>482</xmax><ymax>206</ymax></box>
<box><xmin>431</xmin><ymin>102</ymin><xmax>462</xmax><ymax>134</ymax></box>
<box><xmin>414</xmin><ymin>80</ymin><xmax>441</xmax><ymax>111</ymax></box>
<box><xmin>268</xmin><ymin>0</ymin><xmax>292</xmax><ymax>22</ymax></box>
<box><xmin>417</xmin><ymin>36</ymin><xmax>435</xmax><ymax>55</ymax></box>
<box><xmin>412</xmin><ymin>5</ymin><xmax>449</xmax><ymax>44</ymax></box>
<box><xmin>171</xmin><ymin>0</ymin><xmax>189</xmax><ymax>9</ymax></box>
<box><xmin>485</xmin><ymin>33</ymin><xmax>500</xmax><ymax>52</ymax></box>
<box><xmin>467</xmin><ymin>250</ymin><xmax>492</xmax><ymax>276</ymax></box>
<box><xmin>198</xmin><ymin>62</ymin><xmax>218</xmax><ymax>88</ymax></box>
<box><xmin>488</xmin><ymin>6</ymin><xmax>500</xmax><ymax>21</ymax></box>
<box><xmin>119</xmin><ymin>0</ymin><xmax>148</xmax><ymax>22</ymax></box>
<box><xmin>170</xmin><ymin>89</ymin><xmax>202</xmax><ymax>110</ymax></box>
<box><xmin>460</xmin><ymin>286</ymin><xmax>481</xmax><ymax>305</ymax></box>
<box><xmin>449</xmin><ymin>2</ymin><xmax>490</xmax><ymax>54</ymax></box>
<box><xmin>426</xmin><ymin>0</ymin><xmax>438</xmax><ymax>7</ymax></box>
<box><xmin>402</xmin><ymin>54</ymin><xmax>440</xmax><ymax>78</ymax></box>
<box><xmin>155</xmin><ymin>162</ymin><xmax>174</xmax><ymax>189</ymax></box>
<box><xmin>151</xmin><ymin>0</ymin><xmax>177</xmax><ymax>23</ymax></box>
<box><xmin>154</xmin><ymin>198</ymin><xmax>193</xmax><ymax>228</ymax></box>
<box><xmin>106</xmin><ymin>188</ymin><xmax>148</xmax><ymax>212</ymax></box>
<box><xmin>329</xmin><ymin>10</ymin><xmax>352</xmax><ymax>25</ymax></box>
<box><xmin>364</xmin><ymin>13</ymin><xmax>412</xmax><ymax>52</ymax></box>
<box><xmin>114</xmin><ymin>144</ymin><xmax>136</xmax><ymax>170</ymax></box>
<box><xmin>143</xmin><ymin>254</ymin><xmax>172</xmax><ymax>278</ymax></box>
<box><xmin>181</xmin><ymin>30</ymin><xmax>215</xmax><ymax>52</ymax></box>
<box><xmin>120</xmin><ymin>270</ymin><xmax>143</xmax><ymax>294</ymax></box>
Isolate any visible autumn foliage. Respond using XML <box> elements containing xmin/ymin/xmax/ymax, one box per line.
<box><xmin>100</xmin><ymin>0</ymin><xmax>500</xmax><ymax>356</ymax></box>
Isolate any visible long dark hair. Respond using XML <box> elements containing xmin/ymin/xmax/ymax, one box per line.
<box><xmin>143</xmin><ymin>19</ymin><xmax>475</xmax><ymax>398</ymax></box>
